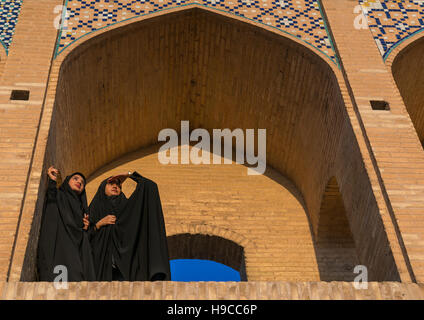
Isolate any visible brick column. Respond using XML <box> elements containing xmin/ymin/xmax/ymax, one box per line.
<box><xmin>321</xmin><ymin>0</ymin><xmax>424</xmax><ymax>283</ymax></box>
<box><xmin>0</xmin><ymin>0</ymin><xmax>63</xmax><ymax>281</ymax></box>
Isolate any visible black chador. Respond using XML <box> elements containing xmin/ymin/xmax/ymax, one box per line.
<box><xmin>37</xmin><ymin>173</ymin><xmax>96</xmax><ymax>281</ymax></box>
<box><xmin>89</xmin><ymin>172</ymin><xmax>171</xmax><ymax>281</ymax></box>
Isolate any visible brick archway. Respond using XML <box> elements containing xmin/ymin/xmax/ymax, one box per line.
<box><xmin>156</xmin><ymin>222</ymin><xmax>253</xmax><ymax>281</ymax></box>
<box><xmin>167</xmin><ymin>233</ymin><xmax>247</xmax><ymax>281</ymax></box>
<box><xmin>11</xmin><ymin>7</ymin><xmax>400</xmax><ymax>283</ymax></box>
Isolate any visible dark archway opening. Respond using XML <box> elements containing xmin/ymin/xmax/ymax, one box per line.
<box><xmin>167</xmin><ymin>233</ymin><xmax>247</xmax><ymax>281</ymax></box>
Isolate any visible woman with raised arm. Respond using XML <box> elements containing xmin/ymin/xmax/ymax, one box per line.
<box><xmin>89</xmin><ymin>171</ymin><xmax>170</xmax><ymax>281</ymax></box>
<box><xmin>37</xmin><ymin>166</ymin><xmax>95</xmax><ymax>282</ymax></box>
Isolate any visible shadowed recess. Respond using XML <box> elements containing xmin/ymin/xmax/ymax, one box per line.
<box><xmin>315</xmin><ymin>177</ymin><xmax>359</xmax><ymax>281</ymax></box>
<box><xmin>168</xmin><ymin>234</ymin><xmax>247</xmax><ymax>281</ymax></box>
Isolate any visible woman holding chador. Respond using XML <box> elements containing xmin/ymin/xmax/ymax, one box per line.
<box><xmin>89</xmin><ymin>171</ymin><xmax>171</xmax><ymax>281</ymax></box>
<box><xmin>37</xmin><ymin>166</ymin><xmax>96</xmax><ymax>282</ymax></box>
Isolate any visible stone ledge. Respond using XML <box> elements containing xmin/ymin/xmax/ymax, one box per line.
<box><xmin>0</xmin><ymin>281</ymin><xmax>423</xmax><ymax>300</ymax></box>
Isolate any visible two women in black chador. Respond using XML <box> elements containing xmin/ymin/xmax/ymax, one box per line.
<box><xmin>37</xmin><ymin>167</ymin><xmax>170</xmax><ymax>282</ymax></box>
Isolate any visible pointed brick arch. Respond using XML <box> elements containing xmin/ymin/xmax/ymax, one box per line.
<box><xmin>167</xmin><ymin>233</ymin><xmax>247</xmax><ymax>281</ymax></box>
<box><xmin>316</xmin><ymin>177</ymin><xmax>355</xmax><ymax>243</ymax></box>
<box><xmin>11</xmin><ymin>7</ymin><xmax>401</xmax><ymax>283</ymax></box>
<box><xmin>390</xmin><ymin>34</ymin><xmax>424</xmax><ymax>146</ymax></box>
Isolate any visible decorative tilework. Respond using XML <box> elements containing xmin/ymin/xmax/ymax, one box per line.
<box><xmin>55</xmin><ymin>0</ymin><xmax>339</xmax><ymax>65</ymax></box>
<box><xmin>0</xmin><ymin>0</ymin><xmax>23</xmax><ymax>54</ymax></box>
<box><xmin>359</xmin><ymin>0</ymin><xmax>424</xmax><ymax>59</ymax></box>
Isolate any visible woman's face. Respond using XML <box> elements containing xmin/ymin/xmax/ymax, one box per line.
<box><xmin>105</xmin><ymin>180</ymin><xmax>121</xmax><ymax>196</ymax></box>
<box><xmin>68</xmin><ymin>174</ymin><xmax>85</xmax><ymax>194</ymax></box>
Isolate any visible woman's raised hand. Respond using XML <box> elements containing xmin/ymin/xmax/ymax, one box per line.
<box><xmin>107</xmin><ymin>172</ymin><xmax>131</xmax><ymax>184</ymax></box>
<box><xmin>96</xmin><ymin>215</ymin><xmax>116</xmax><ymax>230</ymax></box>
<box><xmin>47</xmin><ymin>166</ymin><xmax>60</xmax><ymax>181</ymax></box>
<box><xmin>82</xmin><ymin>214</ymin><xmax>90</xmax><ymax>230</ymax></box>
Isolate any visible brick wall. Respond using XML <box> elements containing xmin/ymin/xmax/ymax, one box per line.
<box><xmin>321</xmin><ymin>0</ymin><xmax>424</xmax><ymax>283</ymax></box>
<box><xmin>0</xmin><ymin>0</ymin><xmax>63</xmax><ymax>281</ymax></box>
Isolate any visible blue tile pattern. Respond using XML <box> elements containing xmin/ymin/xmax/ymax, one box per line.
<box><xmin>0</xmin><ymin>0</ymin><xmax>23</xmax><ymax>54</ymax></box>
<box><xmin>359</xmin><ymin>0</ymin><xmax>424</xmax><ymax>60</ymax></box>
<box><xmin>55</xmin><ymin>0</ymin><xmax>338</xmax><ymax>65</ymax></box>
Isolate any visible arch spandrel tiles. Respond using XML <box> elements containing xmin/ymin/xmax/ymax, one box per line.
<box><xmin>0</xmin><ymin>0</ymin><xmax>23</xmax><ymax>54</ymax></box>
<box><xmin>359</xmin><ymin>0</ymin><xmax>424</xmax><ymax>60</ymax></box>
<box><xmin>55</xmin><ymin>0</ymin><xmax>338</xmax><ymax>65</ymax></box>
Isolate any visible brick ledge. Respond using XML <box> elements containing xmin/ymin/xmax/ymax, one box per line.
<box><xmin>0</xmin><ymin>281</ymin><xmax>423</xmax><ymax>300</ymax></box>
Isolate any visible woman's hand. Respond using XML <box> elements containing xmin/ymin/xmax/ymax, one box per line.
<box><xmin>82</xmin><ymin>214</ymin><xmax>90</xmax><ymax>230</ymax></box>
<box><xmin>107</xmin><ymin>172</ymin><xmax>131</xmax><ymax>184</ymax></box>
<box><xmin>95</xmin><ymin>215</ymin><xmax>116</xmax><ymax>230</ymax></box>
<box><xmin>47</xmin><ymin>166</ymin><xmax>60</xmax><ymax>181</ymax></box>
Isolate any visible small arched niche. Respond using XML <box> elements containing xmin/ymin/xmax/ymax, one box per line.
<box><xmin>314</xmin><ymin>177</ymin><xmax>359</xmax><ymax>281</ymax></box>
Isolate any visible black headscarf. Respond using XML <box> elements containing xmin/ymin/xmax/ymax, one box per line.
<box><xmin>37</xmin><ymin>172</ymin><xmax>96</xmax><ymax>282</ymax></box>
<box><xmin>89</xmin><ymin>172</ymin><xmax>171</xmax><ymax>281</ymax></box>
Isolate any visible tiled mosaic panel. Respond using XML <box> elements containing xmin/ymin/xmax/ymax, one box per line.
<box><xmin>57</xmin><ymin>0</ymin><xmax>337</xmax><ymax>64</ymax></box>
<box><xmin>360</xmin><ymin>0</ymin><xmax>424</xmax><ymax>59</ymax></box>
<box><xmin>0</xmin><ymin>0</ymin><xmax>23</xmax><ymax>53</ymax></box>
